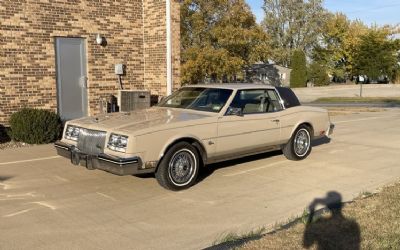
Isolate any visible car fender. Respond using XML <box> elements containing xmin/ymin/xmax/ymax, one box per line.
<box><xmin>158</xmin><ymin>134</ymin><xmax>208</xmax><ymax>163</ymax></box>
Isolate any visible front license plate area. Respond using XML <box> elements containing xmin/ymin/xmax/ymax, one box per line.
<box><xmin>71</xmin><ymin>151</ymin><xmax>96</xmax><ymax>170</ymax></box>
<box><xmin>71</xmin><ymin>150</ymin><xmax>81</xmax><ymax>165</ymax></box>
<box><xmin>70</xmin><ymin>150</ymin><xmax>87</xmax><ymax>165</ymax></box>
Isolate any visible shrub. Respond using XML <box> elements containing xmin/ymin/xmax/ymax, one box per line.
<box><xmin>308</xmin><ymin>62</ymin><xmax>330</xmax><ymax>86</ymax></box>
<box><xmin>9</xmin><ymin>108</ymin><xmax>61</xmax><ymax>144</ymax></box>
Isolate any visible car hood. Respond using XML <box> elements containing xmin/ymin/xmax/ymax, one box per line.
<box><xmin>70</xmin><ymin>107</ymin><xmax>215</xmax><ymax>134</ymax></box>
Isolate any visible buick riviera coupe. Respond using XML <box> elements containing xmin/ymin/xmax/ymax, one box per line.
<box><xmin>55</xmin><ymin>84</ymin><xmax>334</xmax><ymax>190</ymax></box>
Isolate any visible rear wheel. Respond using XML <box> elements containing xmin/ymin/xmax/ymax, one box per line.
<box><xmin>155</xmin><ymin>142</ymin><xmax>200</xmax><ymax>191</ymax></box>
<box><xmin>282</xmin><ymin>125</ymin><xmax>312</xmax><ymax>161</ymax></box>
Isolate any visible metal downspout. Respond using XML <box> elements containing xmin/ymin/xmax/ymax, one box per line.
<box><xmin>166</xmin><ymin>0</ymin><xmax>173</xmax><ymax>95</ymax></box>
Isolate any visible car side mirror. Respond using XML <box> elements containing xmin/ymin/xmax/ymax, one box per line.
<box><xmin>226</xmin><ymin>107</ymin><xmax>243</xmax><ymax>116</ymax></box>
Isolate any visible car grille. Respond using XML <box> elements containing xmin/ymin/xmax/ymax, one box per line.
<box><xmin>77</xmin><ymin>128</ymin><xmax>107</xmax><ymax>155</ymax></box>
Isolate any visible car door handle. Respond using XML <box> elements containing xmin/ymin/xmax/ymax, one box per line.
<box><xmin>271</xmin><ymin>119</ymin><xmax>280</xmax><ymax>123</ymax></box>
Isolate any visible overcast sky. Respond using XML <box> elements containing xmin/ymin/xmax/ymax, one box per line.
<box><xmin>246</xmin><ymin>0</ymin><xmax>400</xmax><ymax>26</ymax></box>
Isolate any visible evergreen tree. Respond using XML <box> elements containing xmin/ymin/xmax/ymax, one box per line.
<box><xmin>308</xmin><ymin>62</ymin><xmax>330</xmax><ymax>86</ymax></box>
<box><xmin>290</xmin><ymin>50</ymin><xmax>307</xmax><ymax>87</ymax></box>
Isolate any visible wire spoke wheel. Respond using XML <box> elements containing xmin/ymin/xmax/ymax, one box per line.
<box><xmin>294</xmin><ymin>129</ymin><xmax>310</xmax><ymax>157</ymax></box>
<box><xmin>168</xmin><ymin>149</ymin><xmax>196</xmax><ymax>186</ymax></box>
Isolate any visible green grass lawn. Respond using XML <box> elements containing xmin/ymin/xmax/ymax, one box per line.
<box><xmin>235</xmin><ymin>181</ymin><xmax>400</xmax><ymax>249</ymax></box>
<box><xmin>313</xmin><ymin>97</ymin><xmax>400</xmax><ymax>105</ymax></box>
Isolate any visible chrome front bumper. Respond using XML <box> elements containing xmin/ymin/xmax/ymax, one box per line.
<box><xmin>55</xmin><ymin>141</ymin><xmax>154</xmax><ymax>176</ymax></box>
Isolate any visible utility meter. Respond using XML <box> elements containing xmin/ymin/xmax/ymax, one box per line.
<box><xmin>115</xmin><ymin>64</ymin><xmax>125</xmax><ymax>75</ymax></box>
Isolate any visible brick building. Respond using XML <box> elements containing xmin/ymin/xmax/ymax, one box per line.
<box><xmin>0</xmin><ymin>0</ymin><xmax>180</xmax><ymax>123</ymax></box>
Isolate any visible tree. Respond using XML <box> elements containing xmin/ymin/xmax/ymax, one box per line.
<box><xmin>181</xmin><ymin>0</ymin><xmax>271</xmax><ymax>84</ymax></box>
<box><xmin>390</xmin><ymin>39</ymin><xmax>400</xmax><ymax>83</ymax></box>
<box><xmin>344</xmin><ymin>20</ymin><xmax>370</xmax><ymax>75</ymax></box>
<box><xmin>313</xmin><ymin>14</ymin><xmax>368</xmax><ymax>81</ymax></box>
<box><xmin>308</xmin><ymin>62</ymin><xmax>330</xmax><ymax>86</ymax></box>
<box><xmin>290</xmin><ymin>50</ymin><xmax>307</xmax><ymax>87</ymax></box>
<box><xmin>262</xmin><ymin>0</ymin><xmax>328</xmax><ymax>66</ymax></box>
<box><xmin>353</xmin><ymin>29</ymin><xmax>399</xmax><ymax>80</ymax></box>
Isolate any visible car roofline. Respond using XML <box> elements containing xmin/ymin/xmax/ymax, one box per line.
<box><xmin>183</xmin><ymin>84</ymin><xmax>277</xmax><ymax>90</ymax></box>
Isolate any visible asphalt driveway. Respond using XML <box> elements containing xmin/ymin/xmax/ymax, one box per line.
<box><xmin>1</xmin><ymin>109</ymin><xmax>400</xmax><ymax>250</ymax></box>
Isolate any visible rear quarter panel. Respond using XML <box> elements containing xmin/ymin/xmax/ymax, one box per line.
<box><xmin>279</xmin><ymin>106</ymin><xmax>330</xmax><ymax>142</ymax></box>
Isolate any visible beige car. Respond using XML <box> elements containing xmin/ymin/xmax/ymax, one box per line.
<box><xmin>55</xmin><ymin>84</ymin><xmax>334</xmax><ymax>190</ymax></box>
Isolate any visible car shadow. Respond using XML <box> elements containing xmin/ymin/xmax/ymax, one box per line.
<box><xmin>133</xmin><ymin>151</ymin><xmax>283</xmax><ymax>181</ymax></box>
<box><xmin>134</xmin><ymin>136</ymin><xmax>332</xmax><ymax>183</ymax></box>
<box><xmin>133</xmin><ymin>173</ymin><xmax>154</xmax><ymax>179</ymax></box>
<box><xmin>197</xmin><ymin>150</ymin><xmax>282</xmax><ymax>183</ymax></box>
<box><xmin>198</xmin><ymin>136</ymin><xmax>331</xmax><ymax>183</ymax></box>
<box><xmin>312</xmin><ymin>136</ymin><xmax>331</xmax><ymax>147</ymax></box>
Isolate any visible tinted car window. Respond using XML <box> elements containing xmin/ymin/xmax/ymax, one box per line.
<box><xmin>276</xmin><ymin>87</ymin><xmax>301</xmax><ymax>108</ymax></box>
<box><xmin>266</xmin><ymin>90</ymin><xmax>283</xmax><ymax>112</ymax></box>
<box><xmin>158</xmin><ymin>87</ymin><xmax>233</xmax><ymax>113</ymax></box>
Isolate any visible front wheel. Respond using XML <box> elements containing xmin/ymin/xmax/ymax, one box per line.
<box><xmin>155</xmin><ymin>142</ymin><xmax>200</xmax><ymax>191</ymax></box>
<box><xmin>282</xmin><ymin>125</ymin><xmax>312</xmax><ymax>161</ymax></box>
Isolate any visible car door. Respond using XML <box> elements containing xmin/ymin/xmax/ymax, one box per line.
<box><xmin>216</xmin><ymin>89</ymin><xmax>283</xmax><ymax>158</ymax></box>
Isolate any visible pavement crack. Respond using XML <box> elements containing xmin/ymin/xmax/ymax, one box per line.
<box><xmin>0</xmin><ymin>192</ymin><xmax>37</xmax><ymax>198</ymax></box>
<box><xmin>96</xmin><ymin>192</ymin><xmax>117</xmax><ymax>201</ymax></box>
<box><xmin>3</xmin><ymin>208</ymin><xmax>36</xmax><ymax>218</ymax></box>
<box><xmin>29</xmin><ymin>201</ymin><xmax>57</xmax><ymax>210</ymax></box>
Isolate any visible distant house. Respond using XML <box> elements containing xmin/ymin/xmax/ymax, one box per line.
<box><xmin>245</xmin><ymin>63</ymin><xmax>292</xmax><ymax>87</ymax></box>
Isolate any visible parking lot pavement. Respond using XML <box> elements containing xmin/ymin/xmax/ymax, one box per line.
<box><xmin>1</xmin><ymin>109</ymin><xmax>400</xmax><ymax>250</ymax></box>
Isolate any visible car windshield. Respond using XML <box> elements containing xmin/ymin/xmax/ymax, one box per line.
<box><xmin>158</xmin><ymin>87</ymin><xmax>233</xmax><ymax>113</ymax></box>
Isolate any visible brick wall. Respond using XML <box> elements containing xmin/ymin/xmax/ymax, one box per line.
<box><xmin>171</xmin><ymin>0</ymin><xmax>181</xmax><ymax>91</ymax></box>
<box><xmin>0</xmin><ymin>0</ymin><xmax>180</xmax><ymax>124</ymax></box>
<box><xmin>143</xmin><ymin>0</ymin><xmax>181</xmax><ymax>95</ymax></box>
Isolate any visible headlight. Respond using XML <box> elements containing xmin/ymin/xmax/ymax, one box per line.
<box><xmin>107</xmin><ymin>134</ymin><xmax>129</xmax><ymax>153</ymax></box>
<box><xmin>65</xmin><ymin>125</ymin><xmax>81</xmax><ymax>141</ymax></box>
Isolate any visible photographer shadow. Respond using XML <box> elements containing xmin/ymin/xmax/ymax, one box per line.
<box><xmin>304</xmin><ymin>191</ymin><xmax>360</xmax><ymax>250</ymax></box>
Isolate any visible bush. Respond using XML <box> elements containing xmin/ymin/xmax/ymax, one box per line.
<box><xmin>308</xmin><ymin>62</ymin><xmax>330</xmax><ymax>86</ymax></box>
<box><xmin>9</xmin><ymin>108</ymin><xmax>61</xmax><ymax>144</ymax></box>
